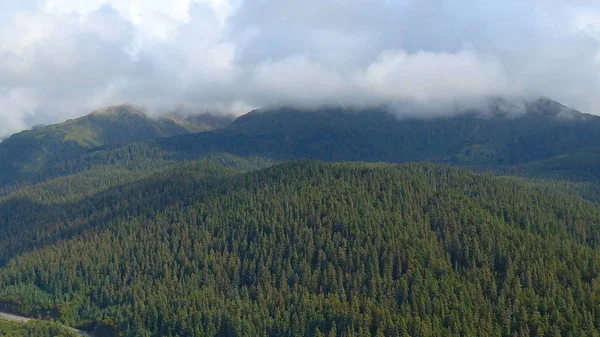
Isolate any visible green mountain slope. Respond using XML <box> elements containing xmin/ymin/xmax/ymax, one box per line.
<box><xmin>154</xmin><ymin>98</ymin><xmax>600</xmax><ymax>166</ymax></box>
<box><xmin>54</xmin><ymin>97</ymin><xmax>594</xmax><ymax>184</ymax></box>
<box><xmin>1</xmin><ymin>160</ymin><xmax>600</xmax><ymax>336</ymax></box>
<box><xmin>495</xmin><ymin>146</ymin><xmax>600</xmax><ymax>182</ymax></box>
<box><xmin>1</xmin><ymin>97</ymin><xmax>599</xmax><ymax>191</ymax></box>
<box><xmin>0</xmin><ymin>155</ymin><xmax>274</xmax><ymax>264</ymax></box>
<box><xmin>0</xmin><ymin>105</ymin><xmax>233</xmax><ymax>188</ymax></box>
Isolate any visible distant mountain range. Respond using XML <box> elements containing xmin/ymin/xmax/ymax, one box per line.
<box><xmin>0</xmin><ymin>97</ymin><xmax>599</xmax><ymax>190</ymax></box>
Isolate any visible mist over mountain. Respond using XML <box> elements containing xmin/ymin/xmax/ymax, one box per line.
<box><xmin>156</xmin><ymin>97</ymin><xmax>600</xmax><ymax>167</ymax></box>
<box><xmin>3</xmin><ymin>0</ymin><xmax>600</xmax><ymax>137</ymax></box>
<box><xmin>0</xmin><ymin>96</ymin><xmax>597</xmax><ymax>195</ymax></box>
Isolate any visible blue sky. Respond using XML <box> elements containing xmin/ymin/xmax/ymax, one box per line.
<box><xmin>1</xmin><ymin>0</ymin><xmax>600</xmax><ymax>137</ymax></box>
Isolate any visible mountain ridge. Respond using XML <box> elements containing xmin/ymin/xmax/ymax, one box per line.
<box><xmin>0</xmin><ymin>104</ymin><xmax>235</xmax><ymax>187</ymax></box>
<box><xmin>155</xmin><ymin>97</ymin><xmax>600</xmax><ymax>166</ymax></box>
<box><xmin>1</xmin><ymin>97</ymin><xmax>599</xmax><ymax>191</ymax></box>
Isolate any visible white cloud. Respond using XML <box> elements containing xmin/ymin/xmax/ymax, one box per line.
<box><xmin>1</xmin><ymin>0</ymin><xmax>600</xmax><ymax>138</ymax></box>
<box><xmin>0</xmin><ymin>11</ymin><xmax>56</xmax><ymax>54</ymax></box>
<box><xmin>43</xmin><ymin>0</ymin><xmax>192</xmax><ymax>39</ymax></box>
<box><xmin>0</xmin><ymin>88</ymin><xmax>38</xmax><ymax>137</ymax></box>
<box><xmin>357</xmin><ymin>50</ymin><xmax>516</xmax><ymax>103</ymax></box>
<box><xmin>249</xmin><ymin>56</ymin><xmax>350</xmax><ymax>107</ymax></box>
<box><xmin>42</xmin><ymin>0</ymin><xmax>231</xmax><ymax>39</ymax></box>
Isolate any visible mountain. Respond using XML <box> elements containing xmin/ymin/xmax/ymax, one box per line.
<box><xmin>1</xmin><ymin>98</ymin><xmax>600</xmax><ymax>336</ymax></box>
<box><xmin>0</xmin><ymin>104</ymin><xmax>234</xmax><ymax>188</ymax></box>
<box><xmin>132</xmin><ymin>97</ymin><xmax>598</xmax><ymax>184</ymax></box>
<box><xmin>161</xmin><ymin>98</ymin><xmax>600</xmax><ymax>165</ymax></box>
<box><xmin>179</xmin><ymin>112</ymin><xmax>236</xmax><ymax>132</ymax></box>
<box><xmin>2</xmin><ymin>97</ymin><xmax>599</xmax><ymax>196</ymax></box>
<box><xmin>1</xmin><ymin>160</ymin><xmax>600</xmax><ymax>336</ymax></box>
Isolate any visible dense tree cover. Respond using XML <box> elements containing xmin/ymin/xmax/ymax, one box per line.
<box><xmin>492</xmin><ymin>146</ymin><xmax>600</xmax><ymax>184</ymax></box>
<box><xmin>493</xmin><ymin>176</ymin><xmax>600</xmax><ymax>205</ymax></box>
<box><xmin>0</xmin><ymin>157</ymin><xmax>273</xmax><ymax>264</ymax></box>
<box><xmin>0</xmin><ymin>97</ymin><xmax>599</xmax><ymax>336</ymax></box>
<box><xmin>0</xmin><ymin>166</ymin><xmax>152</xmax><ymax>204</ymax></box>
<box><xmin>1</xmin><ymin>161</ymin><xmax>600</xmax><ymax>336</ymax></box>
<box><xmin>0</xmin><ymin>318</ymin><xmax>78</xmax><ymax>337</ymax></box>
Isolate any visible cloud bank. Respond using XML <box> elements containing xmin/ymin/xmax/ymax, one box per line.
<box><xmin>1</xmin><ymin>0</ymin><xmax>600</xmax><ymax>137</ymax></box>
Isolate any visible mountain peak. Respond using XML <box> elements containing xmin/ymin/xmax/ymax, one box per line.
<box><xmin>89</xmin><ymin>103</ymin><xmax>147</xmax><ymax>117</ymax></box>
<box><xmin>0</xmin><ymin>104</ymin><xmax>226</xmax><ymax>186</ymax></box>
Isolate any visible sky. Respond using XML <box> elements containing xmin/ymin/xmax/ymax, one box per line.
<box><xmin>1</xmin><ymin>0</ymin><xmax>600</xmax><ymax>137</ymax></box>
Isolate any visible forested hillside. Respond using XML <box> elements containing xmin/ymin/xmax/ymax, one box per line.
<box><xmin>0</xmin><ymin>155</ymin><xmax>273</xmax><ymax>264</ymax></box>
<box><xmin>0</xmin><ymin>318</ymin><xmax>78</xmax><ymax>337</ymax></box>
<box><xmin>3</xmin><ymin>0</ymin><xmax>600</xmax><ymax>336</ymax></box>
<box><xmin>1</xmin><ymin>160</ymin><xmax>600</xmax><ymax>336</ymax></box>
<box><xmin>156</xmin><ymin>98</ymin><xmax>600</xmax><ymax>168</ymax></box>
<box><xmin>0</xmin><ymin>105</ymin><xmax>233</xmax><ymax>189</ymax></box>
<box><xmin>0</xmin><ymin>99</ymin><xmax>599</xmax><ymax>336</ymax></box>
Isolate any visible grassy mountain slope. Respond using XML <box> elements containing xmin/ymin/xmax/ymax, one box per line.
<box><xmin>1</xmin><ymin>160</ymin><xmax>600</xmax><ymax>336</ymax></box>
<box><xmin>0</xmin><ymin>105</ymin><xmax>233</xmax><ymax>188</ymax></box>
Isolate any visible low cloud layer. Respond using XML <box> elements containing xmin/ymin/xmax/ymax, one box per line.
<box><xmin>1</xmin><ymin>0</ymin><xmax>600</xmax><ymax>137</ymax></box>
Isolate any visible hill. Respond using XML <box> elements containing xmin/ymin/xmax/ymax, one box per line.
<box><xmin>2</xmin><ymin>97</ymin><xmax>600</xmax><ymax>192</ymax></box>
<box><xmin>0</xmin><ymin>105</ymin><xmax>234</xmax><ymax>188</ymax></box>
<box><xmin>157</xmin><ymin>98</ymin><xmax>600</xmax><ymax>166</ymax></box>
<box><xmin>1</xmin><ymin>160</ymin><xmax>600</xmax><ymax>336</ymax></box>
